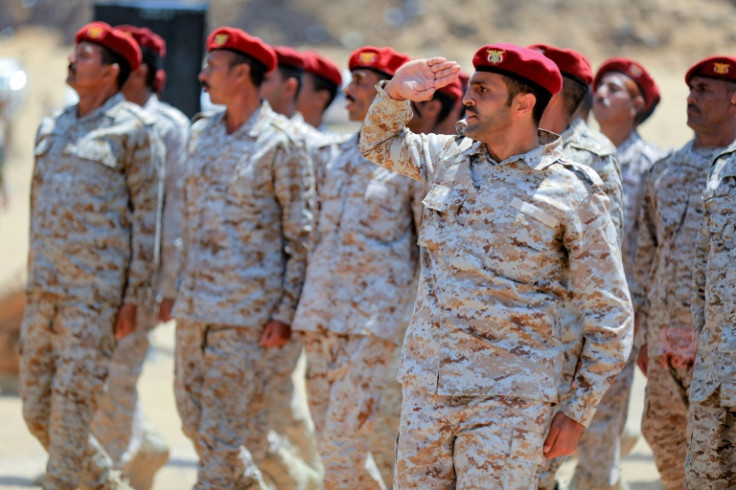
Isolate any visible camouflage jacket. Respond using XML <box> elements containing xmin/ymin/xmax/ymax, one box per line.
<box><xmin>359</xmin><ymin>85</ymin><xmax>632</xmax><ymax>427</ymax></box>
<box><xmin>691</xmin><ymin>148</ymin><xmax>736</xmax><ymax>406</ymax></box>
<box><xmin>292</xmin><ymin>134</ymin><xmax>423</xmax><ymax>344</ymax></box>
<box><xmin>143</xmin><ymin>94</ymin><xmax>190</xmax><ymax>300</ymax></box>
<box><xmin>617</xmin><ymin>131</ymin><xmax>663</xmax><ymax>295</ymax></box>
<box><xmin>172</xmin><ymin>103</ymin><xmax>313</xmax><ymax>329</ymax></box>
<box><xmin>27</xmin><ymin>92</ymin><xmax>165</xmax><ymax>307</ymax></box>
<box><xmin>633</xmin><ymin>140</ymin><xmax>735</xmax><ymax>353</ymax></box>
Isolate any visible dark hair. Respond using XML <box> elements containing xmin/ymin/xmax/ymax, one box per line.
<box><xmin>560</xmin><ymin>77</ymin><xmax>588</xmax><ymax>119</ymax></box>
<box><xmin>433</xmin><ymin>90</ymin><xmax>455</xmax><ymax>125</ymax></box>
<box><xmin>98</xmin><ymin>45</ymin><xmax>132</xmax><ymax>90</ymax></box>
<box><xmin>225</xmin><ymin>49</ymin><xmax>268</xmax><ymax>87</ymax></box>
<box><xmin>502</xmin><ymin>74</ymin><xmax>551</xmax><ymax>124</ymax></box>
<box><xmin>140</xmin><ymin>47</ymin><xmax>160</xmax><ymax>90</ymax></box>
<box><xmin>309</xmin><ymin>72</ymin><xmax>339</xmax><ymax>112</ymax></box>
<box><xmin>277</xmin><ymin>65</ymin><xmax>303</xmax><ymax>98</ymax></box>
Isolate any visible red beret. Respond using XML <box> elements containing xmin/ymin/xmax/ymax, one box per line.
<box><xmin>75</xmin><ymin>22</ymin><xmax>142</xmax><ymax>70</ymax></box>
<box><xmin>595</xmin><ymin>57</ymin><xmax>660</xmax><ymax>120</ymax></box>
<box><xmin>437</xmin><ymin>75</ymin><xmax>463</xmax><ymax>101</ymax></box>
<box><xmin>116</xmin><ymin>25</ymin><xmax>166</xmax><ymax>58</ymax></box>
<box><xmin>273</xmin><ymin>45</ymin><xmax>304</xmax><ymax>70</ymax></box>
<box><xmin>206</xmin><ymin>27</ymin><xmax>277</xmax><ymax>72</ymax></box>
<box><xmin>301</xmin><ymin>50</ymin><xmax>342</xmax><ymax>87</ymax></box>
<box><xmin>472</xmin><ymin>43</ymin><xmax>562</xmax><ymax>96</ymax></box>
<box><xmin>348</xmin><ymin>46</ymin><xmax>410</xmax><ymax>78</ymax></box>
<box><xmin>529</xmin><ymin>44</ymin><xmax>593</xmax><ymax>87</ymax></box>
<box><xmin>685</xmin><ymin>56</ymin><xmax>736</xmax><ymax>85</ymax></box>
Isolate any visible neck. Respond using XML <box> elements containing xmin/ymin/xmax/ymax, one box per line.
<box><xmin>126</xmin><ymin>87</ymin><xmax>153</xmax><ymax>107</ymax></box>
<box><xmin>693</xmin><ymin>122</ymin><xmax>736</xmax><ymax>150</ymax></box>
<box><xmin>598</xmin><ymin>120</ymin><xmax>636</xmax><ymax>147</ymax></box>
<box><xmin>483</xmin><ymin>124</ymin><xmax>540</xmax><ymax>162</ymax></box>
<box><xmin>75</xmin><ymin>85</ymin><xmax>118</xmax><ymax>118</ymax></box>
<box><xmin>224</xmin><ymin>92</ymin><xmax>262</xmax><ymax>134</ymax></box>
<box><xmin>302</xmin><ymin>111</ymin><xmax>323</xmax><ymax>129</ymax></box>
<box><xmin>272</xmin><ymin>100</ymin><xmax>296</xmax><ymax>119</ymax></box>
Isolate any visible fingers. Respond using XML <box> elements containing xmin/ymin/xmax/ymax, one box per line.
<box><xmin>543</xmin><ymin>414</ymin><xmax>562</xmax><ymax>457</ymax></box>
<box><xmin>258</xmin><ymin>326</ymin><xmax>273</xmax><ymax>347</ymax></box>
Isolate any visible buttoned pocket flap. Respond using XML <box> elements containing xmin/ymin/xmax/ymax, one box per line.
<box><xmin>422</xmin><ymin>184</ymin><xmax>465</xmax><ymax>213</ymax></box>
<box><xmin>65</xmin><ymin>138</ymin><xmax>118</xmax><ymax>169</ymax></box>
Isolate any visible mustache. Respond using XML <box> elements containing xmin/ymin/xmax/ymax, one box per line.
<box><xmin>345</xmin><ymin>94</ymin><xmax>355</xmax><ymax>103</ymax></box>
<box><xmin>68</xmin><ymin>63</ymin><xmax>76</xmax><ymax>74</ymax></box>
<box><xmin>200</xmin><ymin>81</ymin><xmax>210</xmax><ymax>90</ymax></box>
<box><xmin>465</xmin><ymin>107</ymin><xmax>479</xmax><ymax>117</ymax></box>
<box><xmin>687</xmin><ymin>103</ymin><xmax>700</xmax><ymax>113</ymax></box>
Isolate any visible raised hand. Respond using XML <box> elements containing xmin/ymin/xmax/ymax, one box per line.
<box><xmin>385</xmin><ymin>57</ymin><xmax>462</xmax><ymax>102</ymax></box>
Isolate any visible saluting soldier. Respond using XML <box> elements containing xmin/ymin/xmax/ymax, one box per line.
<box><xmin>360</xmin><ymin>44</ymin><xmax>632</xmax><ymax>488</ymax></box>
<box><xmin>19</xmin><ymin>22</ymin><xmax>164</xmax><ymax>489</ymax></box>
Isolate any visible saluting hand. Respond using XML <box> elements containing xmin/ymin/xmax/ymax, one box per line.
<box><xmin>385</xmin><ymin>57</ymin><xmax>462</xmax><ymax>102</ymax></box>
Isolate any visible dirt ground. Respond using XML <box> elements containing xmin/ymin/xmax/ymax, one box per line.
<box><xmin>0</xmin><ymin>10</ymin><xmax>718</xmax><ymax>487</ymax></box>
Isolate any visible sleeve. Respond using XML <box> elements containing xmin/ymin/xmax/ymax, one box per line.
<box><xmin>631</xmin><ymin>167</ymin><xmax>658</xmax><ymax>348</ymax></box>
<box><xmin>561</xmin><ymin>190</ymin><xmax>634</xmax><ymax>427</ymax></box>
<box><xmin>269</xmin><ymin>141</ymin><xmax>315</xmax><ymax>325</ymax></box>
<box><xmin>158</xmin><ymin>121</ymin><xmax>190</xmax><ymax>299</ymax></box>
<box><xmin>691</xmin><ymin>216</ymin><xmax>709</xmax><ymax>335</ymax></box>
<box><xmin>122</xmin><ymin>123</ymin><xmax>166</xmax><ymax>306</ymax></box>
<box><xmin>594</xmin><ymin>154</ymin><xmax>624</xmax><ymax>246</ymax></box>
<box><xmin>359</xmin><ymin>81</ymin><xmax>439</xmax><ymax>185</ymax></box>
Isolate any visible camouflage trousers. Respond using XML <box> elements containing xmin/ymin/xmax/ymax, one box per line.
<box><xmin>642</xmin><ymin>358</ymin><xmax>692</xmax><ymax>489</ymax></box>
<box><xmin>395</xmin><ymin>385</ymin><xmax>551</xmax><ymax>489</ymax></box>
<box><xmin>369</xmin><ymin>343</ymin><xmax>404</xmax><ymax>488</ymax></box>
<box><xmin>304</xmin><ymin>330</ymin><xmax>395</xmax><ymax>490</ymax></box>
<box><xmin>174</xmin><ymin>320</ymin><xmax>273</xmax><ymax>489</ymax></box>
<box><xmin>91</xmin><ymin>326</ymin><xmax>152</xmax><ymax>467</ymax></box>
<box><xmin>685</xmin><ymin>389</ymin><xmax>736</xmax><ymax>489</ymax></box>
<box><xmin>19</xmin><ymin>292</ymin><xmax>118</xmax><ymax>490</ymax></box>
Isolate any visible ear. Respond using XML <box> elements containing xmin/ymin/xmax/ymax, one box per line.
<box><xmin>631</xmin><ymin>93</ymin><xmax>645</xmax><ymax>117</ymax></box>
<box><xmin>232</xmin><ymin>62</ymin><xmax>251</xmax><ymax>84</ymax></box>
<box><xmin>284</xmin><ymin>77</ymin><xmax>299</xmax><ymax>100</ymax></box>
<box><xmin>314</xmin><ymin>89</ymin><xmax>331</xmax><ymax>111</ymax></box>
<box><xmin>514</xmin><ymin>92</ymin><xmax>536</xmax><ymax>118</ymax></box>
<box><xmin>103</xmin><ymin>62</ymin><xmax>121</xmax><ymax>85</ymax></box>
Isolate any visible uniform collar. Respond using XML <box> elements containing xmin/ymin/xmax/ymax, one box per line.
<box><xmin>560</xmin><ymin>116</ymin><xmax>586</xmax><ymax>145</ymax></box>
<box><xmin>617</xmin><ymin>130</ymin><xmax>642</xmax><ymax>154</ymax></box>
<box><xmin>461</xmin><ymin>129</ymin><xmax>562</xmax><ymax>171</ymax></box>
<box><xmin>77</xmin><ymin>92</ymin><xmax>125</xmax><ymax>122</ymax></box>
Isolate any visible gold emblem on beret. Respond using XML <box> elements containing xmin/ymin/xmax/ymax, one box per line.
<box><xmin>214</xmin><ymin>33</ymin><xmax>230</xmax><ymax>46</ymax></box>
<box><xmin>486</xmin><ymin>49</ymin><xmax>505</xmax><ymax>64</ymax></box>
<box><xmin>713</xmin><ymin>62</ymin><xmax>731</xmax><ymax>75</ymax></box>
<box><xmin>628</xmin><ymin>64</ymin><xmax>643</xmax><ymax>77</ymax></box>
<box><xmin>87</xmin><ymin>26</ymin><xmax>104</xmax><ymax>39</ymax></box>
<box><xmin>359</xmin><ymin>52</ymin><xmax>377</xmax><ymax>65</ymax></box>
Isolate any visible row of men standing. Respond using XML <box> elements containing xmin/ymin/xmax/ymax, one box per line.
<box><xmin>17</xmin><ymin>19</ymin><xmax>736</xmax><ymax>490</ymax></box>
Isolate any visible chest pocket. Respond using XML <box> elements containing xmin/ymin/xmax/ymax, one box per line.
<box><xmin>418</xmin><ymin>184</ymin><xmax>466</xmax><ymax>250</ymax></box>
<box><xmin>479</xmin><ymin>197</ymin><xmax>560</xmax><ymax>286</ymax></box>
<box><xmin>359</xmin><ymin>177</ymin><xmax>409</xmax><ymax>242</ymax></box>
<box><xmin>704</xmin><ymin>177</ymin><xmax>736</xmax><ymax>248</ymax></box>
<box><xmin>64</xmin><ymin>137</ymin><xmax>119</xmax><ymax>171</ymax></box>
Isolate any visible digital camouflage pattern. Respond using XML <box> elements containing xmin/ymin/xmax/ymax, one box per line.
<box><xmin>91</xmin><ymin>94</ymin><xmax>188</xmax><ymax>481</ymax></box>
<box><xmin>292</xmin><ymin>135</ymin><xmax>423</xmax><ymax>344</ymax></box>
<box><xmin>395</xmin><ymin>385</ymin><xmax>551</xmax><ymax>489</ymax></box>
<box><xmin>686</xmin><ymin>148</ymin><xmax>736</xmax><ymax>488</ymax></box>
<box><xmin>20</xmin><ymin>93</ymin><xmax>164</xmax><ymax>489</ymax></box>
<box><xmin>304</xmin><ymin>331</ymin><xmax>395</xmax><ymax>489</ymax></box>
<box><xmin>633</xmin><ymin>140</ymin><xmax>735</xmax><ymax>488</ymax></box>
<box><xmin>172</xmin><ymin>102</ymin><xmax>313</xmax><ymax>488</ymax></box>
<box><xmin>26</xmin><ymin>92</ymin><xmax>164</xmax><ymax>309</ymax></box>
<box><xmin>360</xmin><ymin>85</ymin><xmax>632</xmax><ymax>485</ymax></box>
<box><xmin>172</xmin><ymin>102</ymin><xmax>313</xmax><ymax>329</ymax></box>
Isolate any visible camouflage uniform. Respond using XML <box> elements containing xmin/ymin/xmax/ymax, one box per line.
<box><xmin>360</xmin><ymin>85</ymin><xmax>633</xmax><ymax>488</ymax></box>
<box><xmin>172</xmin><ymin>103</ymin><xmax>312</xmax><ymax>489</ymax></box>
<box><xmin>19</xmin><ymin>92</ymin><xmax>164</xmax><ymax>489</ymax></box>
<box><xmin>687</xmin><ymin>148</ymin><xmax>736</xmax><ymax>489</ymax></box>
<box><xmin>91</xmin><ymin>95</ymin><xmax>189</xmax><ymax>480</ymax></box>
<box><xmin>292</xmin><ymin>134</ymin><xmax>422</xmax><ymax>489</ymax></box>
<box><xmin>538</xmin><ymin>117</ymin><xmax>627</xmax><ymax>490</ymax></box>
<box><xmin>633</xmin><ymin>140</ymin><xmax>735</xmax><ymax>489</ymax></box>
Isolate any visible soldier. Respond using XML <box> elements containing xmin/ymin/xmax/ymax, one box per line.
<box><xmin>19</xmin><ymin>22</ymin><xmax>164</xmax><ymax>489</ymax></box>
<box><xmin>359</xmin><ymin>44</ymin><xmax>632</xmax><ymax>488</ymax></box>
<box><xmin>633</xmin><ymin>56</ymin><xmax>736</xmax><ymax>489</ymax></box>
<box><xmin>297</xmin><ymin>50</ymin><xmax>343</xmax><ymax>130</ymax></box>
<box><xmin>169</xmin><ymin>27</ymin><xmax>313</xmax><ymax>489</ymax></box>
<box><xmin>689</xmin><ymin>143</ymin><xmax>736</xmax><ymax>489</ymax></box>
<box><xmin>258</xmin><ymin>44</ymin><xmax>324</xmax><ymax>489</ymax></box>
<box><xmin>87</xmin><ymin>25</ymin><xmax>189</xmax><ymax>490</ymax></box>
<box><xmin>529</xmin><ymin>44</ymin><xmax>629</xmax><ymax>490</ymax></box>
<box><xmin>290</xmin><ymin>46</ymin><xmax>423</xmax><ymax>489</ymax></box>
